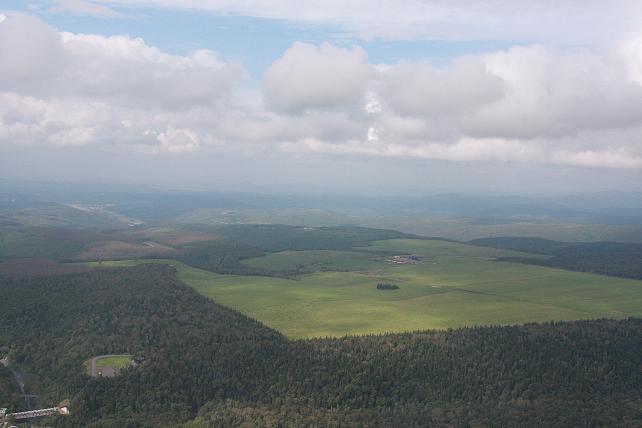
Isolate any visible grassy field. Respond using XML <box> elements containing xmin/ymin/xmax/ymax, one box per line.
<box><xmin>82</xmin><ymin>239</ymin><xmax>642</xmax><ymax>338</ymax></box>
<box><xmin>82</xmin><ymin>354</ymin><xmax>132</xmax><ymax>375</ymax></box>
<box><xmin>96</xmin><ymin>355</ymin><xmax>132</xmax><ymax>369</ymax></box>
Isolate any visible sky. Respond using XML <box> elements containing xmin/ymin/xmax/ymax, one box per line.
<box><xmin>1</xmin><ymin>0</ymin><xmax>642</xmax><ymax>194</ymax></box>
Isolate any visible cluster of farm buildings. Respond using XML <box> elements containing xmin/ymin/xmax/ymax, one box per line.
<box><xmin>386</xmin><ymin>255</ymin><xmax>422</xmax><ymax>265</ymax></box>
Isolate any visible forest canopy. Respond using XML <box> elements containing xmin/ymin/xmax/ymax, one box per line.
<box><xmin>1</xmin><ymin>264</ymin><xmax>640</xmax><ymax>427</ymax></box>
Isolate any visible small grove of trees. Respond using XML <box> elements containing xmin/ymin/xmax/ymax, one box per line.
<box><xmin>377</xmin><ymin>282</ymin><xmax>399</xmax><ymax>290</ymax></box>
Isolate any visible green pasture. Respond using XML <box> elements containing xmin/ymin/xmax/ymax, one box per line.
<box><xmin>82</xmin><ymin>354</ymin><xmax>132</xmax><ymax>375</ymax></box>
<box><xmin>96</xmin><ymin>355</ymin><xmax>132</xmax><ymax>369</ymax></box>
<box><xmin>81</xmin><ymin>239</ymin><xmax>642</xmax><ymax>338</ymax></box>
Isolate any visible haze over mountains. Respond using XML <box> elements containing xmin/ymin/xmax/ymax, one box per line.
<box><xmin>2</xmin><ymin>179</ymin><xmax>642</xmax><ymax>228</ymax></box>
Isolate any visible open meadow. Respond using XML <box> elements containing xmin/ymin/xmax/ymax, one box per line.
<box><xmin>82</xmin><ymin>238</ymin><xmax>642</xmax><ymax>338</ymax></box>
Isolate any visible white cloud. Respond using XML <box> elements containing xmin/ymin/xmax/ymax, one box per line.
<box><xmin>156</xmin><ymin>127</ymin><xmax>201</xmax><ymax>153</ymax></box>
<box><xmin>280</xmin><ymin>137</ymin><xmax>642</xmax><ymax>170</ymax></box>
<box><xmin>0</xmin><ymin>13</ymin><xmax>65</xmax><ymax>89</ymax></box>
<box><xmin>0</xmin><ymin>12</ymin><xmax>247</xmax><ymax>152</ymax></box>
<box><xmin>58</xmin><ymin>33</ymin><xmax>247</xmax><ymax>108</ymax></box>
<box><xmin>0</xmin><ymin>92</ymin><xmax>119</xmax><ymax>146</ymax></box>
<box><xmin>1</xmin><ymin>12</ymin><xmax>642</xmax><ymax>171</ymax></box>
<box><xmin>279</xmin><ymin>137</ymin><xmax>534</xmax><ymax>163</ymax></box>
<box><xmin>0</xmin><ymin>12</ymin><xmax>246</xmax><ymax>106</ymax></box>
<box><xmin>468</xmin><ymin>46</ymin><xmax>642</xmax><ymax>139</ymax></box>
<box><xmin>378</xmin><ymin>56</ymin><xmax>504</xmax><ymax>117</ymax></box>
<box><xmin>262</xmin><ymin>42</ymin><xmax>370</xmax><ymax>113</ymax></box>
<box><xmin>552</xmin><ymin>149</ymin><xmax>642</xmax><ymax>169</ymax></box>
<box><xmin>266</xmin><ymin>41</ymin><xmax>642</xmax><ymax>170</ymax></box>
<box><xmin>619</xmin><ymin>32</ymin><xmax>642</xmax><ymax>86</ymax></box>
<box><xmin>50</xmin><ymin>0</ymin><xmax>121</xmax><ymax>18</ymax></box>
<box><xmin>87</xmin><ymin>1</ymin><xmax>642</xmax><ymax>44</ymax></box>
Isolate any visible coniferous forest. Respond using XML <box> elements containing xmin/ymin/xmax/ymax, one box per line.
<box><xmin>1</xmin><ymin>264</ymin><xmax>640</xmax><ymax>427</ymax></box>
<box><xmin>472</xmin><ymin>237</ymin><xmax>642</xmax><ymax>280</ymax></box>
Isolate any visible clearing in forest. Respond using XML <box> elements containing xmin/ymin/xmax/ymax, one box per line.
<box><xmin>84</xmin><ymin>354</ymin><xmax>133</xmax><ymax>378</ymax></box>
<box><xmin>81</xmin><ymin>238</ymin><xmax>642</xmax><ymax>338</ymax></box>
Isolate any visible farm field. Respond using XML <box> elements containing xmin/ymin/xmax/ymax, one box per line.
<box><xmin>82</xmin><ymin>239</ymin><xmax>642</xmax><ymax>338</ymax></box>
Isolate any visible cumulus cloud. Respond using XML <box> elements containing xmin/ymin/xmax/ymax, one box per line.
<box><xmin>59</xmin><ymin>33</ymin><xmax>247</xmax><ymax>108</ymax></box>
<box><xmin>0</xmin><ymin>19</ymin><xmax>247</xmax><ymax>108</ymax></box>
<box><xmin>0</xmin><ymin>13</ymin><xmax>65</xmax><ymax>89</ymax></box>
<box><xmin>619</xmin><ymin>32</ymin><xmax>642</xmax><ymax>86</ymax></box>
<box><xmin>0</xmin><ymin>12</ymin><xmax>248</xmax><ymax>106</ymax></box>
<box><xmin>156</xmin><ymin>127</ymin><xmax>201</xmax><ymax>153</ymax></box>
<box><xmin>0</xmin><ymin>12</ymin><xmax>245</xmax><ymax>151</ymax></box>
<box><xmin>265</xmin><ymin>41</ymin><xmax>642</xmax><ymax>169</ymax></box>
<box><xmin>0</xmin><ymin>93</ymin><xmax>112</xmax><ymax>146</ymax></box>
<box><xmin>378</xmin><ymin>57</ymin><xmax>505</xmax><ymax>117</ymax></box>
<box><xmin>468</xmin><ymin>46</ymin><xmax>642</xmax><ymax>139</ymax></box>
<box><xmin>263</xmin><ymin>42</ymin><xmax>370</xmax><ymax>113</ymax></box>
<box><xmin>1</xmin><ymin>11</ymin><xmax>642</xmax><ymax>171</ymax></box>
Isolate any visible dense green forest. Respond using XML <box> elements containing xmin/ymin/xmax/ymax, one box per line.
<box><xmin>4</xmin><ymin>224</ymin><xmax>641</xmax><ymax>281</ymax></box>
<box><xmin>183</xmin><ymin>396</ymin><xmax>642</xmax><ymax>428</ymax></box>
<box><xmin>0</xmin><ymin>364</ymin><xmax>20</xmax><ymax>410</ymax></box>
<box><xmin>470</xmin><ymin>236</ymin><xmax>571</xmax><ymax>254</ymax></box>
<box><xmin>0</xmin><ymin>227</ymin><xmax>102</xmax><ymax>261</ymax></box>
<box><xmin>472</xmin><ymin>237</ymin><xmax>642</xmax><ymax>280</ymax></box>
<box><xmin>212</xmin><ymin>224</ymin><xmax>409</xmax><ymax>252</ymax></box>
<box><xmin>0</xmin><ymin>224</ymin><xmax>413</xmax><ymax>281</ymax></box>
<box><xmin>158</xmin><ymin>225</ymin><xmax>411</xmax><ymax>277</ymax></box>
<box><xmin>1</xmin><ymin>264</ymin><xmax>640</xmax><ymax>427</ymax></box>
<box><xmin>176</xmin><ymin>239</ymin><xmax>267</xmax><ymax>275</ymax></box>
<box><xmin>0</xmin><ymin>223</ymin><xmax>407</xmax><ymax>262</ymax></box>
<box><xmin>0</xmin><ymin>264</ymin><xmax>286</xmax><ymax>425</ymax></box>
